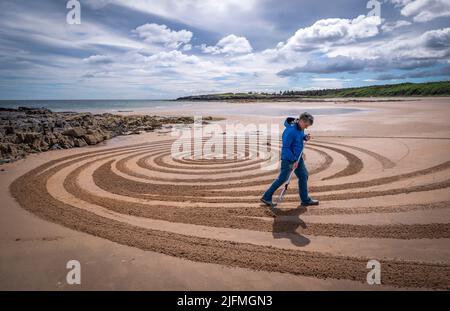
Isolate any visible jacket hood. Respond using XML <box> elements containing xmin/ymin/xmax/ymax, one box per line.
<box><xmin>284</xmin><ymin>117</ymin><xmax>297</xmax><ymax>128</ymax></box>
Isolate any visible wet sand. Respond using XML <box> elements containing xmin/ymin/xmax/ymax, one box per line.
<box><xmin>1</xmin><ymin>97</ymin><xmax>450</xmax><ymax>290</ymax></box>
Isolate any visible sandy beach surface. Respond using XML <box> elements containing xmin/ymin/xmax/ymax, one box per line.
<box><xmin>1</xmin><ymin>97</ymin><xmax>450</xmax><ymax>290</ymax></box>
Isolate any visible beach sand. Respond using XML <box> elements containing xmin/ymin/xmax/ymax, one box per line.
<box><xmin>1</xmin><ymin>97</ymin><xmax>450</xmax><ymax>290</ymax></box>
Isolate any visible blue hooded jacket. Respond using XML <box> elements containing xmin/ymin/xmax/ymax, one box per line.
<box><xmin>281</xmin><ymin>117</ymin><xmax>306</xmax><ymax>162</ymax></box>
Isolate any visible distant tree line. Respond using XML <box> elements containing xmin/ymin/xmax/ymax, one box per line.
<box><xmin>176</xmin><ymin>81</ymin><xmax>450</xmax><ymax>100</ymax></box>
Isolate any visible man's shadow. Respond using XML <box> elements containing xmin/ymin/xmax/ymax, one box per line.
<box><xmin>269</xmin><ymin>205</ymin><xmax>311</xmax><ymax>247</ymax></box>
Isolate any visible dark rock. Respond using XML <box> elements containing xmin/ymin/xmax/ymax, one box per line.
<box><xmin>82</xmin><ymin>134</ymin><xmax>98</xmax><ymax>145</ymax></box>
<box><xmin>55</xmin><ymin>119</ymin><xmax>66</xmax><ymax>128</ymax></box>
<box><xmin>43</xmin><ymin>133</ymin><xmax>58</xmax><ymax>146</ymax></box>
<box><xmin>0</xmin><ymin>143</ymin><xmax>18</xmax><ymax>159</ymax></box>
<box><xmin>55</xmin><ymin>134</ymin><xmax>73</xmax><ymax>149</ymax></box>
<box><xmin>50</xmin><ymin>144</ymin><xmax>62</xmax><ymax>150</ymax></box>
<box><xmin>18</xmin><ymin>107</ymin><xmax>52</xmax><ymax>114</ymax></box>
<box><xmin>40</xmin><ymin>141</ymin><xmax>49</xmax><ymax>151</ymax></box>
<box><xmin>23</xmin><ymin>132</ymin><xmax>40</xmax><ymax>144</ymax></box>
<box><xmin>0</xmin><ymin>108</ymin><xmax>196</xmax><ymax>164</ymax></box>
<box><xmin>15</xmin><ymin>133</ymin><xmax>25</xmax><ymax>144</ymax></box>
<box><xmin>5</xmin><ymin>126</ymin><xmax>15</xmax><ymax>135</ymax></box>
<box><xmin>103</xmin><ymin>132</ymin><xmax>112</xmax><ymax>140</ymax></box>
<box><xmin>63</xmin><ymin>127</ymin><xmax>86</xmax><ymax>138</ymax></box>
<box><xmin>74</xmin><ymin>138</ymin><xmax>87</xmax><ymax>148</ymax></box>
<box><xmin>0</xmin><ymin>158</ymin><xmax>11</xmax><ymax>164</ymax></box>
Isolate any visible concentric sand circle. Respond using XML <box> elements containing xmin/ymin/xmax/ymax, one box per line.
<box><xmin>10</xmin><ymin>135</ymin><xmax>450</xmax><ymax>289</ymax></box>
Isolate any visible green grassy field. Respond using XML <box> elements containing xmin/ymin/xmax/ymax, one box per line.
<box><xmin>177</xmin><ymin>81</ymin><xmax>450</xmax><ymax>100</ymax></box>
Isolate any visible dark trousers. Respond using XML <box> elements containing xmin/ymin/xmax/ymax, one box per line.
<box><xmin>262</xmin><ymin>158</ymin><xmax>310</xmax><ymax>203</ymax></box>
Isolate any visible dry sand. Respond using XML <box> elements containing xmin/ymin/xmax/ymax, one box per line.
<box><xmin>1</xmin><ymin>97</ymin><xmax>450</xmax><ymax>290</ymax></box>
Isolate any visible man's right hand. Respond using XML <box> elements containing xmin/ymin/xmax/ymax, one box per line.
<box><xmin>292</xmin><ymin>161</ymin><xmax>298</xmax><ymax>169</ymax></box>
<box><xmin>304</xmin><ymin>133</ymin><xmax>311</xmax><ymax>141</ymax></box>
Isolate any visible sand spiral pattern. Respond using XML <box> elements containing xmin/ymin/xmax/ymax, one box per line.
<box><xmin>10</xmin><ymin>135</ymin><xmax>450</xmax><ymax>289</ymax></box>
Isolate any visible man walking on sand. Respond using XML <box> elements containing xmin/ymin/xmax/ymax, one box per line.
<box><xmin>261</xmin><ymin>112</ymin><xmax>319</xmax><ymax>208</ymax></box>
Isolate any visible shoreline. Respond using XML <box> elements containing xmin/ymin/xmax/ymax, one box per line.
<box><xmin>2</xmin><ymin>96</ymin><xmax>449</xmax><ymax>164</ymax></box>
<box><xmin>176</xmin><ymin>97</ymin><xmax>426</xmax><ymax>103</ymax></box>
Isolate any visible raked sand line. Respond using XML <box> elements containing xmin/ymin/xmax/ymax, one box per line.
<box><xmin>69</xmin><ymin>160</ymin><xmax>450</xmax><ymax>239</ymax></box>
<box><xmin>118</xmin><ymin>150</ymin><xmax>322</xmax><ymax>187</ymax></box>
<box><xmin>214</xmin><ymin>159</ymin><xmax>450</xmax><ymax>195</ymax></box>
<box><xmin>35</xmin><ymin>138</ymin><xmax>184</xmax><ymax>175</ymax></box>
<box><xmin>169</xmin><ymin>141</ymin><xmax>333</xmax><ymax>174</ymax></box>
<box><xmin>110</xmin><ymin>136</ymin><xmax>354</xmax><ymax>178</ymax></box>
<box><xmin>131</xmin><ymin>139</ymin><xmax>337</xmax><ymax>178</ymax></box>
<box><xmin>70</xmin><ymin>172</ymin><xmax>450</xmax><ymax>239</ymax></box>
<box><xmin>314</xmin><ymin>140</ymin><xmax>396</xmax><ymax>170</ymax></box>
<box><xmin>307</xmin><ymin>143</ymin><xmax>364</xmax><ymax>181</ymax></box>
<box><xmin>115</xmin><ymin>140</ymin><xmax>408</xmax><ymax>189</ymax></box>
<box><xmin>163</xmin><ymin>154</ymin><xmax>268</xmax><ymax>170</ymax></box>
<box><xmin>56</xmin><ymin>149</ymin><xmax>450</xmax><ymax>239</ymax></box>
<box><xmin>119</xmin><ymin>148</ymin><xmax>332</xmax><ymax>190</ymax></box>
<box><xmin>8</xmin><ymin>136</ymin><xmax>450</xmax><ymax>289</ymax></box>
<box><xmin>132</xmin><ymin>145</ymin><xmax>331</xmax><ymax>181</ymax></box>
<box><xmin>277</xmin><ymin>201</ymin><xmax>450</xmax><ymax>216</ymax></box>
<box><xmin>96</xmin><ymin>158</ymin><xmax>450</xmax><ymax>203</ymax></box>
<box><xmin>9</xmin><ymin>156</ymin><xmax>450</xmax><ymax>289</ymax></box>
<box><xmin>95</xmin><ymin>141</ymin><xmax>450</xmax><ymax>203</ymax></box>
<box><xmin>152</xmin><ymin>152</ymin><xmax>271</xmax><ymax>173</ymax></box>
<box><xmin>55</xmin><ymin>162</ymin><xmax>450</xmax><ymax>263</ymax></box>
<box><xmin>79</xmin><ymin>144</ymin><xmax>450</xmax><ymax>209</ymax></box>
<box><xmin>71</xmin><ymin>145</ymin><xmax>450</xmax><ymax>213</ymax></box>
<box><xmin>158</xmin><ymin>135</ymin><xmax>403</xmax><ymax>181</ymax></box>
<box><xmin>113</xmin><ymin>142</ymin><xmax>349</xmax><ymax>185</ymax></box>
<box><xmin>146</xmin><ymin>150</ymin><xmax>273</xmax><ymax>174</ymax></box>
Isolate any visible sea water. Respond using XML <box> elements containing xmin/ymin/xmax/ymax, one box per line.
<box><xmin>0</xmin><ymin>100</ymin><xmax>365</xmax><ymax>116</ymax></box>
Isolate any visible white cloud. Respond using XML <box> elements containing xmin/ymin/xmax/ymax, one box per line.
<box><xmin>85</xmin><ymin>0</ymin><xmax>268</xmax><ymax>36</ymax></box>
<box><xmin>145</xmin><ymin>50</ymin><xmax>199</xmax><ymax>67</ymax></box>
<box><xmin>262</xmin><ymin>15</ymin><xmax>383</xmax><ymax>67</ymax></box>
<box><xmin>306</xmin><ymin>77</ymin><xmax>350</xmax><ymax>89</ymax></box>
<box><xmin>381</xmin><ymin>20</ymin><xmax>412</xmax><ymax>32</ymax></box>
<box><xmin>422</xmin><ymin>28</ymin><xmax>450</xmax><ymax>49</ymax></box>
<box><xmin>311</xmin><ymin>27</ymin><xmax>450</xmax><ymax>75</ymax></box>
<box><xmin>83</xmin><ymin>54</ymin><xmax>114</xmax><ymax>64</ymax></box>
<box><xmin>363</xmin><ymin>79</ymin><xmax>378</xmax><ymax>82</ymax></box>
<box><xmin>276</xmin><ymin>21</ymin><xmax>450</xmax><ymax>77</ymax></box>
<box><xmin>281</xmin><ymin>15</ymin><xmax>381</xmax><ymax>52</ymax></box>
<box><xmin>201</xmin><ymin>34</ymin><xmax>253</xmax><ymax>55</ymax></box>
<box><xmin>0</xmin><ymin>8</ymin><xmax>149</xmax><ymax>53</ymax></box>
<box><xmin>182</xmin><ymin>44</ymin><xmax>192</xmax><ymax>51</ymax></box>
<box><xmin>381</xmin><ymin>27</ymin><xmax>450</xmax><ymax>59</ymax></box>
<box><xmin>391</xmin><ymin>0</ymin><xmax>450</xmax><ymax>22</ymax></box>
<box><xmin>311</xmin><ymin>77</ymin><xmax>351</xmax><ymax>82</ymax></box>
<box><xmin>278</xmin><ymin>56</ymin><xmax>366</xmax><ymax>76</ymax></box>
<box><xmin>388</xmin><ymin>0</ymin><xmax>414</xmax><ymax>7</ymax></box>
<box><xmin>133</xmin><ymin>23</ymin><xmax>192</xmax><ymax>49</ymax></box>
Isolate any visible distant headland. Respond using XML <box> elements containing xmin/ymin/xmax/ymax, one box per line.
<box><xmin>176</xmin><ymin>81</ymin><xmax>450</xmax><ymax>101</ymax></box>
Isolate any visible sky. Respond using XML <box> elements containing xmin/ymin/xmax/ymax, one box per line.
<box><xmin>0</xmin><ymin>0</ymin><xmax>449</xmax><ymax>100</ymax></box>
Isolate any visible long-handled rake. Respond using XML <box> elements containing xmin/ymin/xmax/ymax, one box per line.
<box><xmin>276</xmin><ymin>142</ymin><xmax>307</xmax><ymax>205</ymax></box>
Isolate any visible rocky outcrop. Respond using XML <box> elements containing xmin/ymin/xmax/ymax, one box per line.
<box><xmin>0</xmin><ymin>107</ymin><xmax>201</xmax><ymax>164</ymax></box>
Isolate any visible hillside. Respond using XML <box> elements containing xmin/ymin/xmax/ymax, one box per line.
<box><xmin>176</xmin><ymin>81</ymin><xmax>450</xmax><ymax>101</ymax></box>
